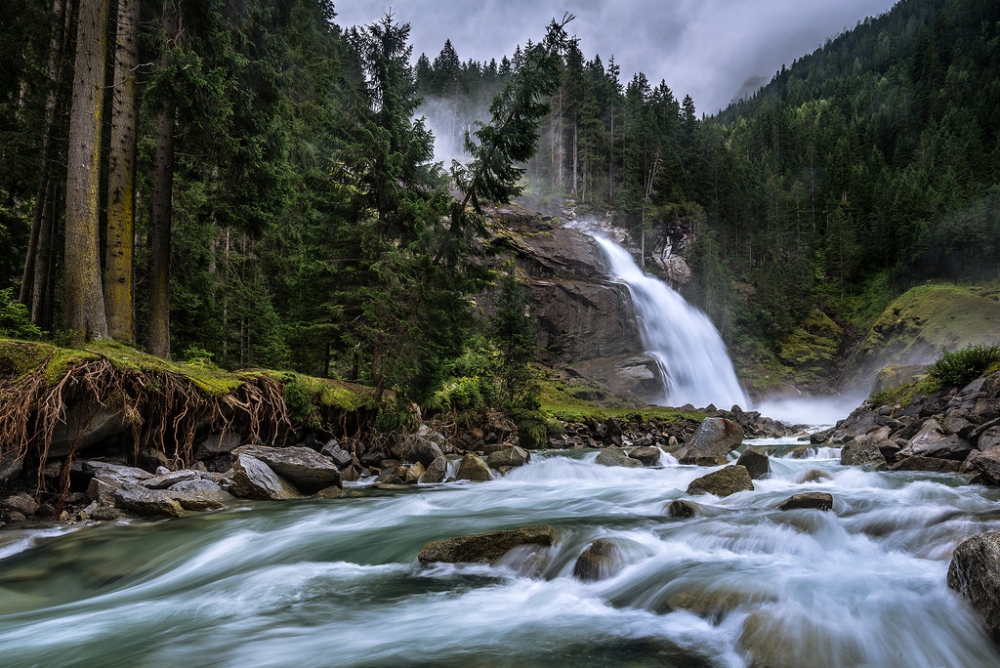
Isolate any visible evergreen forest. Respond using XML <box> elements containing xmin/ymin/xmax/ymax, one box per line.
<box><xmin>2</xmin><ymin>0</ymin><xmax>999</xmax><ymax>412</ymax></box>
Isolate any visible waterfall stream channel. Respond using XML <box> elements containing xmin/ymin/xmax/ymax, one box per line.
<box><xmin>2</xmin><ymin>439</ymin><xmax>1000</xmax><ymax>667</ymax></box>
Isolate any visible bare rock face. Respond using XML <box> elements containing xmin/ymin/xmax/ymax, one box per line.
<box><xmin>233</xmin><ymin>445</ymin><xmax>340</xmax><ymax>493</ymax></box>
<box><xmin>948</xmin><ymin>532</ymin><xmax>1000</xmax><ymax>642</ymax></box>
<box><xmin>417</xmin><ymin>524</ymin><xmax>556</xmax><ymax>565</ymax></box>
<box><xmin>229</xmin><ymin>453</ymin><xmax>301</xmax><ymax>500</ymax></box>
<box><xmin>49</xmin><ymin>402</ymin><xmax>127</xmax><ymax>457</ymax></box>
<box><xmin>686</xmin><ymin>418</ymin><xmax>745</xmax><ymax>458</ymax></box>
<box><xmin>568</xmin><ymin>355</ymin><xmax>665</xmax><ymax>403</ymax></box>
<box><xmin>686</xmin><ymin>465</ymin><xmax>754</xmax><ymax>497</ymax></box>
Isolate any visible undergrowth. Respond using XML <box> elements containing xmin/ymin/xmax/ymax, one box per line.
<box><xmin>927</xmin><ymin>344</ymin><xmax>1000</xmax><ymax>389</ymax></box>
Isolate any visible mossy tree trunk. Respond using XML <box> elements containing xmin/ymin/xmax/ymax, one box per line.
<box><xmin>63</xmin><ymin>0</ymin><xmax>110</xmax><ymax>340</ymax></box>
<box><xmin>148</xmin><ymin>0</ymin><xmax>178</xmax><ymax>360</ymax></box>
<box><xmin>104</xmin><ymin>0</ymin><xmax>139</xmax><ymax>342</ymax></box>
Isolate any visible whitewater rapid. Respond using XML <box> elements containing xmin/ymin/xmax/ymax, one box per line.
<box><xmin>592</xmin><ymin>235</ymin><xmax>749</xmax><ymax>411</ymax></box>
<box><xmin>0</xmin><ymin>443</ymin><xmax>998</xmax><ymax>667</ymax></box>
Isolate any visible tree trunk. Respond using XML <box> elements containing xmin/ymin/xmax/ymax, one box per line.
<box><xmin>148</xmin><ymin>1</ymin><xmax>178</xmax><ymax>359</ymax></box>
<box><xmin>572</xmin><ymin>118</ymin><xmax>578</xmax><ymax>197</ymax></box>
<box><xmin>104</xmin><ymin>0</ymin><xmax>139</xmax><ymax>341</ymax></box>
<box><xmin>21</xmin><ymin>0</ymin><xmax>70</xmax><ymax>308</ymax></box>
<box><xmin>63</xmin><ymin>0</ymin><xmax>110</xmax><ymax>340</ymax></box>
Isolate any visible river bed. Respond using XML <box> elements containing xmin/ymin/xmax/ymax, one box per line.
<box><xmin>1</xmin><ymin>441</ymin><xmax>999</xmax><ymax>667</ymax></box>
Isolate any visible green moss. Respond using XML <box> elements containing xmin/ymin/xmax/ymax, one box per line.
<box><xmin>853</xmin><ymin>281</ymin><xmax>1000</xmax><ymax>375</ymax></box>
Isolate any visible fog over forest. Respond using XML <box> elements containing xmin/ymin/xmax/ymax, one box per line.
<box><xmin>335</xmin><ymin>0</ymin><xmax>900</xmax><ymax>113</ymax></box>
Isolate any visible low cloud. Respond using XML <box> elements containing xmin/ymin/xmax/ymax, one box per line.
<box><xmin>335</xmin><ymin>0</ymin><xmax>898</xmax><ymax>114</ymax></box>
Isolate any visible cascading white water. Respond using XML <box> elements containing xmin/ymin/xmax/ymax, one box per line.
<box><xmin>592</xmin><ymin>235</ymin><xmax>749</xmax><ymax>410</ymax></box>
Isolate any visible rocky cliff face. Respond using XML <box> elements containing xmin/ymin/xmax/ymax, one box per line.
<box><xmin>485</xmin><ymin>206</ymin><xmax>663</xmax><ymax>403</ymax></box>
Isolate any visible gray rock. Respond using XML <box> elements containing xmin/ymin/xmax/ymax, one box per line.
<box><xmin>81</xmin><ymin>501</ymin><xmax>125</xmax><ymax>521</ymax></box>
<box><xmin>194</xmin><ymin>431</ymin><xmax>244</xmax><ymax>460</ymax></box>
<box><xmin>567</xmin><ymin>354</ymin><xmax>665</xmax><ymax>403</ymax></box>
<box><xmin>314</xmin><ymin>485</ymin><xmax>343</xmax><ymax>499</ymax></box>
<box><xmin>827</xmin><ymin>408</ymin><xmax>891</xmax><ymax>444</ymax></box>
<box><xmin>322</xmin><ymin>443</ymin><xmax>354</xmax><ymax>468</ymax></box>
<box><xmin>417</xmin><ymin>524</ymin><xmax>556</xmax><ymax>565</ymax></box>
<box><xmin>6</xmin><ymin>511</ymin><xmax>27</xmax><ymax>523</ymax></box>
<box><xmin>418</xmin><ymin>456</ymin><xmax>448</xmax><ymax>484</ymax></box>
<box><xmin>686</xmin><ymin>465</ymin><xmax>754</xmax><ymax>497</ymax></box>
<box><xmin>686</xmin><ymin>418</ymin><xmax>745</xmax><ymax>458</ymax></box>
<box><xmin>595</xmin><ymin>446</ymin><xmax>642</xmax><ymax>468</ymax></box>
<box><xmin>667</xmin><ymin>500</ymin><xmax>697</xmax><ymax>518</ymax></box>
<box><xmin>394</xmin><ymin>435</ymin><xmax>444</xmax><ymax>467</ymax></box>
<box><xmin>777</xmin><ymin>492</ymin><xmax>833</xmax><ymax>511</ymax></box>
<box><xmin>87</xmin><ymin>477</ymin><xmax>118</xmax><ymax>504</ymax></box>
<box><xmin>138</xmin><ymin>448</ymin><xmax>171</xmax><ymax>472</ymax></box>
<box><xmin>141</xmin><ymin>470</ymin><xmax>198</xmax><ymax>490</ymax></box>
<box><xmin>891</xmin><ymin>456</ymin><xmax>961</xmax><ymax>473</ymax></box>
<box><xmin>404</xmin><ymin>461</ymin><xmax>426</xmax><ymax>483</ymax></box>
<box><xmin>114</xmin><ymin>482</ymin><xmax>184</xmax><ymax>517</ymax></box>
<box><xmin>3</xmin><ymin>492</ymin><xmax>38</xmax><ymax>516</ymax></box>
<box><xmin>948</xmin><ymin>531</ymin><xmax>1000</xmax><ymax>642</ymax></box>
<box><xmin>486</xmin><ymin>446</ymin><xmax>530</xmax><ymax>468</ymax></box>
<box><xmin>736</xmin><ymin>448</ymin><xmax>770</xmax><ymax>479</ymax></box>
<box><xmin>840</xmin><ymin>437</ymin><xmax>889</xmax><ymax>470</ymax></box>
<box><xmin>229</xmin><ymin>453</ymin><xmax>301</xmax><ymax>500</ymax></box>
<box><xmin>978</xmin><ymin>426</ymin><xmax>1000</xmax><ymax>451</ymax></box>
<box><xmin>572</xmin><ymin>538</ymin><xmax>623</xmax><ymax>581</ymax></box>
<box><xmin>969</xmin><ymin>448</ymin><xmax>1000</xmax><ymax>485</ymax></box>
<box><xmin>165</xmin><ymin>478</ymin><xmax>234</xmax><ymax>511</ymax></box>
<box><xmin>628</xmin><ymin>446</ymin><xmax>663</xmax><ymax>466</ymax></box>
<box><xmin>900</xmin><ymin>419</ymin><xmax>974</xmax><ymax>461</ymax></box>
<box><xmin>233</xmin><ymin>444</ymin><xmax>340</xmax><ymax>493</ymax></box>
<box><xmin>83</xmin><ymin>461</ymin><xmax>152</xmax><ymax>486</ymax></box>
<box><xmin>455</xmin><ymin>453</ymin><xmax>493</xmax><ymax>482</ymax></box>
<box><xmin>49</xmin><ymin>403</ymin><xmax>126</xmax><ymax>457</ymax></box>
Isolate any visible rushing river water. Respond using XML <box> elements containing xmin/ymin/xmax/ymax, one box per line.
<box><xmin>2</xmin><ymin>441</ymin><xmax>1000</xmax><ymax>667</ymax></box>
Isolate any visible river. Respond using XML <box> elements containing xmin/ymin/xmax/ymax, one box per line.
<box><xmin>1</xmin><ymin>440</ymin><xmax>999</xmax><ymax>667</ymax></box>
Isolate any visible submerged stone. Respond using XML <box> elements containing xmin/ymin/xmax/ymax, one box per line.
<box><xmin>777</xmin><ymin>492</ymin><xmax>833</xmax><ymax>511</ymax></box>
<box><xmin>573</xmin><ymin>538</ymin><xmax>623</xmax><ymax>581</ymax></box>
<box><xmin>417</xmin><ymin>524</ymin><xmax>556</xmax><ymax>565</ymax></box>
<box><xmin>686</xmin><ymin>465</ymin><xmax>754</xmax><ymax>497</ymax></box>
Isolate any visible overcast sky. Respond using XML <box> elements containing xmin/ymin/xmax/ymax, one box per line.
<box><xmin>334</xmin><ymin>0</ymin><xmax>899</xmax><ymax>114</ymax></box>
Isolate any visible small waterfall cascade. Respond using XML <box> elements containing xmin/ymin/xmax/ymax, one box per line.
<box><xmin>592</xmin><ymin>235</ymin><xmax>750</xmax><ymax>410</ymax></box>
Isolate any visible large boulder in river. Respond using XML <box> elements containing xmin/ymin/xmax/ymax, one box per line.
<box><xmin>686</xmin><ymin>465</ymin><xmax>754</xmax><ymax>497</ymax></box>
<box><xmin>840</xmin><ymin>436</ymin><xmax>889</xmax><ymax>470</ymax></box>
<box><xmin>165</xmin><ymin>478</ymin><xmax>234</xmax><ymax>511</ymax></box>
<box><xmin>736</xmin><ymin>448</ymin><xmax>770</xmax><ymax>479</ymax></box>
<box><xmin>417</xmin><ymin>524</ymin><xmax>556</xmax><ymax>565</ymax></box>
<box><xmin>898</xmin><ymin>419</ymin><xmax>973</xmax><ymax>461</ymax></box>
<box><xmin>486</xmin><ymin>446</ymin><xmax>530</xmax><ymax>468</ymax></box>
<box><xmin>573</xmin><ymin>538</ymin><xmax>624</xmax><ymax>581</ymax></box>
<box><xmin>777</xmin><ymin>492</ymin><xmax>833</xmax><ymax>511</ymax></box>
<box><xmin>455</xmin><ymin>453</ymin><xmax>493</xmax><ymax>482</ymax></box>
<box><xmin>685</xmin><ymin>418</ymin><xmax>744</xmax><ymax>458</ymax></box>
<box><xmin>948</xmin><ymin>531</ymin><xmax>1000</xmax><ymax>642</ymax></box>
<box><xmin>229</xmin><ymin>453</ymin><xmax>301</xmax><ymax>500</ymax></box>
<box><xmin>233</xmin><ymin>444</ymin><xmax>340</xmax><ymax>493</ymax></box>
<box><xmin>418</xmin><ymin>456</ymin><xmax>448</xmax><ymax>484</ymax></box>
<box><xmin>595</xmin><ymin>446</ymin><xmax>642</xmax><ymax>468</ymax></box>
<box><xmin>114</xmin><ymin>482</ymin><xmax>184</xmax><ymax>517</ymax></box>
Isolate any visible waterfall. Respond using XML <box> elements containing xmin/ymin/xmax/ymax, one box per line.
<box><xmin>592</xmin><ymin>235</ymin><xmax>750</xmax><ymax>410</ymax></box>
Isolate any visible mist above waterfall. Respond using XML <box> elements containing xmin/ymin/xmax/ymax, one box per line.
<box><xmin>591</xmin><ymin>234</ymin><xmax>749</xmax><ymax>410</ymax></box>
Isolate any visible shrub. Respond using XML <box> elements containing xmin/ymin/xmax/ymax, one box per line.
<box><xmin>0</xmin><ymin>288</ymin><xmax>43</xmax><ymax>340</ymax></box>
<box><xmin>515</xmin><ymin>409</ymin><xmax>549</xmax><ymax>449</ymax></box>
<box><xmin>927</xmin><ymin>344</ymin><xmax>1000</xmax><ymax>389</ymax></box>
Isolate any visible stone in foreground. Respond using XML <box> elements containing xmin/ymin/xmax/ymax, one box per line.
<box><xmin>573</xmin><ymin>538</ymin><xmax>622</xmax><ymax>582</ymax></box>
<box><xmin>777</xmin><ymin>492</ymin><xmax>833</xmax><ymax>511</ymax></box>
<box><xmin>417</xmin><ymin>524</ymin><xmax>556</xmax><ymax>565</ymax></box>
<box><xmin>229</xmin><ymin>453</ymin><xmax>301</xmax><ymax>500</ymax></box>
<box><xmin>948</xmin><ymin>531</ymin><xmax>1000</xmax><ymax>642</ymax></box>
<box><xmin>686</xmin><ymin>465</ymin><xmax>754</xmax><ymax>497</ymax></box>
<box><xmin>233</xmin><ymin>445</ymin><xmax>340</xmax><ymax>493</ymax></box>
<box><xmin>736</xmin><ymin>448</ymin><xmax>770</xmax><ymax>479</ymax></box>
<box><xmin>114</xmin><ymin>482</ymin><xmax>184</xmax><ymax>517</ymax></box>
<box><xmin>595</xmin><ymin>446</ymin><xmax>642</xmax><ymax>468</ymax></box>
<box><xmin>455</xmin><ymin>453</ymin><xmax>493</xmax><ymax>481</ymax></box>
<box><xmin>667</xmin><ymin>500</ymin><xmax>697</xmax><ymax>518</ymax></box>
<box><xmin>686</xmin><ymin>418</ymin><xmax>745</xmax><ymax>458</ymax></box>
<box><xmin>486</xmin><ymin>446</ymin><xmax>530</xmax><ymax>469</ymax></box>
<box><xmin>418</xmin><ymin>456</ymin><xmax>448</xmax><ymax>484</ymax></box>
